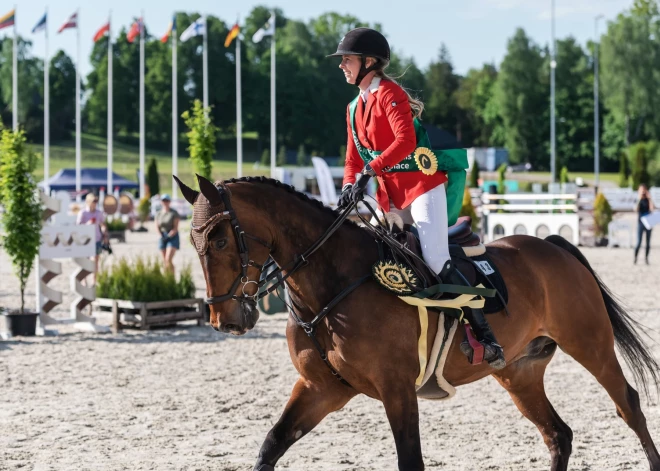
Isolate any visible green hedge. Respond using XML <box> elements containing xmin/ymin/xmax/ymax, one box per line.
<box><xmin>97</xmin><ymin>256</ymin><xmax>195</xmax><ymax>302</ymax></box>
<box><xmin>106</xmin><ymin>218</ymin><xmax>127</xmax><ymax>231</ymax></box>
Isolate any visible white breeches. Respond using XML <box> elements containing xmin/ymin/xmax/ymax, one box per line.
<box><xmin>371</xmin><ymin>184</ymin><xmax>451</xmax><ymax>275</ymax></box>
<box><xmin>409</xmin><ymin>184</ymin><xmax>451</xmax><ymax>274</ymax></box>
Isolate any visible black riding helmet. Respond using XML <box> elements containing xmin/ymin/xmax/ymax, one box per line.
<box><xmin>327</xmin><ymin>27</ymin><xmax>390</xmax><ymax>86</ymax></box>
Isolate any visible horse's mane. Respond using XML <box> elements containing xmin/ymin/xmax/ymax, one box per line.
<box><xmin>223</xmin><ymin>176</ymin><xmax>359</xmax><ymax>228</ymax></box>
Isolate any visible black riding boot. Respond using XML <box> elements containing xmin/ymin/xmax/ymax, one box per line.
<box><xmin>438</xmin><ymin>261</ymin><xmax>506</xmax><ymax>370</ymax></box>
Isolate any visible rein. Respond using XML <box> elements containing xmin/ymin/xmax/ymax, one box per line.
<box><xmin>194</xmin><ymin>186</ymin><xmax>370</xmax><ymax>387</ymax></box>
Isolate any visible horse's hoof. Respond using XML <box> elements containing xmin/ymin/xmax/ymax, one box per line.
<box><xmin>253</xmin><ymin>466</ymin><xmax>275</xmax><ymax>471</ymax></box>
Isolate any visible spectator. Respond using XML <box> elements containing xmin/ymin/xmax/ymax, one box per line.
<box><xmin>635</xmin><ymin>184</ymin><xmax>655</xmax><ymax>265</ymax></box>
<box><xmin>156</xmin><ymin>194</ymin><xmax>180</xmax><ymax>273</ymax></box>
<box><xmin>76</xmin><ymin>193</ymin><xmax>107</xmax><ymax>284</ymax></box>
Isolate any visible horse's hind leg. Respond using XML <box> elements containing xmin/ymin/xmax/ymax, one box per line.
<box><xmin>554</xmin><ymin>327</ymin><xmax>660</xmax><ymax>470</ymax></box>
<box><xmin>493</xmin><ymin>338</ymin><xmax>573</xmax><ymax>471</ymax></box>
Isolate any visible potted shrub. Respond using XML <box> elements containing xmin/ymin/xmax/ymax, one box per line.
<box><xmin>593</xmin><ymin>193</ymin><xmax>613</xmax><ymax>247</ymax></box>
<box><xmin>135</xmin><ymin>194</ymin><xmax>151</xmax><ymax>232</ymax></box>
<box><xmin>0</xmin><ymin>127</ymin><xmax>43</xmax><ymax>336</ymax></box>
<box><xmin>469</xmin><ymin>161</ymin><xmax>480</xmax><ymax>189</ymax></box>
<box><xmin>459</xmin><ymin>186</ymin><xmax>479</xmax><ymax>232</ymax></box>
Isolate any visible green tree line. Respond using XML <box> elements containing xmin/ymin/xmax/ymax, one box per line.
<box><xmin>1</xmin><ymin>1</ymin><xmax>660</xmax><ymax>178</ymax></box>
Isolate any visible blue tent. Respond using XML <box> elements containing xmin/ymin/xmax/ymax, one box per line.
<box><xmin>39</xmin><ymin>168</ymin><xmax>139</xmax><ymax>192</ymax></box>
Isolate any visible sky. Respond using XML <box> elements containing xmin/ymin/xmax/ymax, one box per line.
<box><xmin>2</xmin><ymin>0</ymin><xmax>634</xmax><ymax>79</ymax></box>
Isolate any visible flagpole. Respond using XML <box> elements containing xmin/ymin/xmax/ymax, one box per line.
<box><xmin>44</xmin><ymin>8</ymin><xmax>50</xmax><ymax>193</ymax></box>
<box><xmin>236</xmin><ymin>35</ymin><xmax>242</xmax><ymax>178</ymax></box>
<box><xmin>139</xmin><ymin>13</ymin><xmax>146</xmax><ymax>198</ymax></box>
<box><xmin>107</xmin><ymin>12</ymin><xmax>113</xmax><ymax>194</ymax></box>
<box><xmin>270</xmin><ymin>12</ymin><xmax>276</xmax><ymax>177</ymax></box>
<box><xmin>202</xmin><ymin>15</ymin><xmax>208</xmax><ymax>109</ymax></box>
<box><xmin>75</xmin><ymin>9</ymin><xmax>81</xmax><ymax>201</ymax></box>
<box><xmin>172</xmin><ymin>16</ymin><xmax>178</xmax><ymax>199</ymax></box>
<box><xmin>12</xmin><ymin>6</ymin><xmax>17</xmax><ymax>131</ymax></box>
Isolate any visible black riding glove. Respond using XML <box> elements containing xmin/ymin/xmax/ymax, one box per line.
<box><xmin>351</xmin><ymin>164</ymin><xmax>376</xmax><ymax>204</ymax></box>
<box><xmin>337</xmin><ymin>184</ymin><xmax>353</xmax><ymax>209</ymax></box>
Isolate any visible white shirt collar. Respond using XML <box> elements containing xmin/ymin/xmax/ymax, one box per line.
<box><xmin>359</xmin><ymin>76</ymin><xmax>381</xmax><ymax>103</ymax></box>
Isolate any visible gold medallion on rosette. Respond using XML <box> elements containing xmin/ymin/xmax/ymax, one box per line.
<box><xmin>413</xmin><ymin>147</ymin><xmax>438</xmax><ymax>176</ymax></box>
<box><xmin>372</xmin><ymin>260</ymin><xmax>421</xmax><ymax>296</ymax></box>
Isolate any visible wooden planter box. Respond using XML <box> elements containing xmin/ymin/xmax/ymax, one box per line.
<box><xmin>107</xmin><ymin>230</ymin><xmax>126</xmax><ymax>243</ymax></box>
<box><xmin>95</xmin><ymin>298</ymin><xmax>204</xmax><ymax>333</ymax></box>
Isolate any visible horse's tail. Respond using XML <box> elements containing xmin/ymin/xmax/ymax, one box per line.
<box><xmin>545</xmin><ymin>234</ymin><xmax>660</xmax><ymax>398</ymax></box>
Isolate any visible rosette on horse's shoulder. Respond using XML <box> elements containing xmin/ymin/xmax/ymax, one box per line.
<box><xmin>372</xmin><ymin>260</ymin><xmax>422</xmax><ymax>296</ymax></box>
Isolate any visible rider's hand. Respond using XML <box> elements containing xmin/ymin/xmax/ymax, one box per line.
<box><xmin>351</xmin><ymin>168</ymin><xmax>373</xmax><ymax>204</ymax></box>
<box><xmin>337</xmin><ymin>184</ymin><xmax>353</xmax><ymax>209</ymax></box>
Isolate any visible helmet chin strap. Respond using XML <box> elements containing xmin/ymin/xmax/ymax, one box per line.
<box><xmin>355</xmin><ymin>57</ymin><xmax>379</xmax><ymax>87</ymax></box>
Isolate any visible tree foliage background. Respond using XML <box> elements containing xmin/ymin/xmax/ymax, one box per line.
<box><xmin>2</xmin><ymin>2</ymin><xmax>660</xmax><ymax>175</ymax></box>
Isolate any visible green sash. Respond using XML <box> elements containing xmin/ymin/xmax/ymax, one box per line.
<box><xmin>348</xmin><ymin>96</ymin><xmax>468</xmax><ymax>225</ymax></box>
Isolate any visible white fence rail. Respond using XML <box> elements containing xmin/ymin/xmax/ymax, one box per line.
<box><xmin>481</xmin><ymin>193</ymin><xmax>580</xmax><ymax>245</ymax></box>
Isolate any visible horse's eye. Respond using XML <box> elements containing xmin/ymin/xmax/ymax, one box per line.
<box><xmin>212</xmin><ymin>238</ymin><xmax>228</xmax><ymax>250</ymax></box>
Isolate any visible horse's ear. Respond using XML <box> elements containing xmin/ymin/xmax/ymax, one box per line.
<box><xmin>196</xmin><ymin>174</ymin><xmax>223</xmax><ymax>206</ymax></box>
<box><xmin>173</xmin><ymin>175</ymin><xmax>199</xmax><ymax>205</ymax></box>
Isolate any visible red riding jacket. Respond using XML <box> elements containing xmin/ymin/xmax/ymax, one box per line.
<box><xmin>343</xmin><ymin>78</ymin><xmax>447</xmax><ymax>212</ymax></box>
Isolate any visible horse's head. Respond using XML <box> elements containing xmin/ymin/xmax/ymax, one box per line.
<box><xmin>175</xmin><ymin>175</ymin><xmax>271</xmax><ymax>335</ymax></box>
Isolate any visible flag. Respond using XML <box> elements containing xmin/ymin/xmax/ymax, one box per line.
<box><xmin>0</xmin><ymin>9</ymin><xmax>15</xmax><ymax>30</ymax></box>
<box><xmin>252</xmin><ymin>14</ymin><xmax>275</xmax><ymax>43</ymax></box>
<box><xmin>224</xmin><ymin>23</ymin><xmax>239</xmax><ymax>48</ymax></box>
<box><xmin>127</xmin><ymin>18</ymin><xmax>143</xmax><ymax>43</ymax></box>
<box><xmin>93</xmin><ymin>22</ymin><xmax>110</xmax><ymax>42</ymax></box>
<box><xmin>180</xmin><ymin>17</ymin><xmax>204</xmax><ymax>42</ymax></box>
<box><xmin>32</xmin><ymin>12</ymin><xmax>47</xmax><ymax>34</ymax></box>
<box><xmin>161</xmin><ymin>16</ymin><xmax>176</xmax><ymax>43</ymax></box>
<box><xmin>58</xmin><ymin>12</ymin><xmax>77</xmax><ymax>33</ymax></box>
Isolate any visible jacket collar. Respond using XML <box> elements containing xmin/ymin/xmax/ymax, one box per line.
<box><xmin>359</xmin><ymin>76</ymin><xmax>381</xmax><ymax>103</ymax></box>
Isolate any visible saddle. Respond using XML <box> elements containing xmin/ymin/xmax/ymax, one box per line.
<box><xmin>374</xmin><ymin>214</ymin><xmax>507</xmax><ymax>314</ymax></box>
<box><xmin>383</xmin><ymin>215</ymin><xmax>483</xmax><ymax>283</ymax></box>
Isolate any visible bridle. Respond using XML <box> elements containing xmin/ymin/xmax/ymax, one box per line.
<box><xmin>192</xmin><ymin>184</ymin><xmax>357</xmax><ymax>308</ymax></box>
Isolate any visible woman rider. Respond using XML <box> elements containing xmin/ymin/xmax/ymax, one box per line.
<box><xmin>330</xmin><ymin>28</ymin><xmax>505</xmax><ymax>369</ymax></box>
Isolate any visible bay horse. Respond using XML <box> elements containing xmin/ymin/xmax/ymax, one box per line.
<box><xmin>176</xmin><ymin>174</ymin><xmax>660</xmax><ymax>471</ymax></box>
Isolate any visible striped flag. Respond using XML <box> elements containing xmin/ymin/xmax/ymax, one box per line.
<box><xmin>32</xmin><ymin>12</ymin><xmax>47</xmax><ymax>34</ymax></box>
<box><xmin>161</xmin><ymin>16</ymin><xmax>176</xmax><ymax>43</ymax></box>
<box><xmin>224</xmin><ymin>23</ymin><xmax>239</xmax><ymax>48</ymax></box>
<box><xmin>127</xmin><ymin>18</ymin><xmax>142</xmax><ymax>43</ymax></box>
<box><xmin>180</xmin><ymin>17</ymin><xmax>204</xmax><ymax>42</ymax></box>
<box><xmin>58</xmin><ymin>12</ymin><xmax>77</xmax><ymax>33</ymax></box>
<box><xmin>0</xmin><ymin>9</ymin><xmax>15</xmax><ymax>30</ymax></box>
<box><xmin>93</xmin><ymin>22</ymin><xmax>110</xmax><ymax>42</ymax></box>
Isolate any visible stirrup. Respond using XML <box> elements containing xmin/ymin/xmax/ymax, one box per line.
<box><xmin>460</xmin><ymin>339</ymin><xmax>506</xmax><ymax>370</ymax></box>
<box><xmin>460</xmin><ymin>324</ymin><xmax>506</xmax><ymax>369</ymax></box>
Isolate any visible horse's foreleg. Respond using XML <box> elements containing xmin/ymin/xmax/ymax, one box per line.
<box><xmin>493</xmin><ymin>345</ymin><xmax>573</xmax><ymax>471</ymax></box>
<box><xmin>253</xmin><ymin>377</ymin><xmax>355</xmax><ymax>471</ymax></box>
<box><xmin>381</xmin><ymin>385</ymin><xmax>425</xmax><ymax>471</ymax></box>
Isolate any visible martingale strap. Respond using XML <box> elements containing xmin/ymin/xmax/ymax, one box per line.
<box><xmin>287</xmin><ymin>274</ymin><xmax>372</xmax><ymax>387</ymax></box>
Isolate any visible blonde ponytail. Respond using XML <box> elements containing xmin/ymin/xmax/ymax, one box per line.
<box><xmin>373</xmin><ymin>60</ymin><xmax>425</xmax><ymax>120</ymax></box>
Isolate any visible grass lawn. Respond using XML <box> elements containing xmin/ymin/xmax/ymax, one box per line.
<box><xmin>30</xmin><ymin>134</ymin><xmax>270</xmax><ymax>193</ymax></box>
